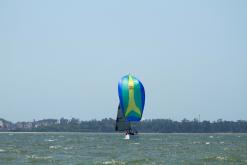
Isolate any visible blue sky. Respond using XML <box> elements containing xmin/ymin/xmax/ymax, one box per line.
<box><xmin>0</xmin><ymin>0</ymin><xmax>247</xmax><ymax>122</ymax></box>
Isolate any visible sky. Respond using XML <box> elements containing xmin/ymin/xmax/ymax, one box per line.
<box><xmin>0</xmin><ymin>0</ymin><xmax>247</xmax><ymax>122</ymax></box>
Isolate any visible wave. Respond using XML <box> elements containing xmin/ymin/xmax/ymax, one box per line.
<box><xmin>95</xmin><ymin>159</ymin><xmax>126</xmax><ymax>165</ymax></box>
<box><xmin>26</xmin><ymin>154</ymin><xmax>53</xmax><ymax>160</ymax></box>
<box><xmin>0</xmin><ymin>149</ymin><xmax>5</xmax><ymax>152</ymax></box>
<box><xmin>45</xmin><ymin>139</ymin><xmax>56</xmax><ymax>142</ymax></box>
<box><xmin>49</xmin><ymin>145</ymin><xmax>62</xmax><ymax>149</ymax></box>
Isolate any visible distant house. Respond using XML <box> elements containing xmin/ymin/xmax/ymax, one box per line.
<box><xmin>0</xmin><ymin>120</ymin><xmax>3</xmax><ymax>128</ymax></box>
<box><xmin>15</xmin><ymin>122</ymin><xmax>33</xmax><ymax>129</ymax></box>
<box><xmin>16</xmin><ymin>122</ymin><xmax>24</xmax><ymax>129</ymax></box>
<box><xmin>24</xmin><ymin>122</ymin><xmax>33</xmax><ymax>129</ymax></box>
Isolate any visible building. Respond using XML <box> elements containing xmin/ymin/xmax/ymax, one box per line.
<box><xmin>0</xmin><ymin>120</ymin><xmax>3</xmax><ymax>128</ymax></box>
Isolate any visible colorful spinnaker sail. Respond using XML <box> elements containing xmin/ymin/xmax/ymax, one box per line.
<box><xmin>118</xmin><ymin>74</ymin><xmax>145</xmax><ymax>121</ymax></box>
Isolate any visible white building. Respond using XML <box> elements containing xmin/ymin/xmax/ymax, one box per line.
<box><xmin>0</xmin><ymin>120</ymin><xmax>3</xmax><ymax>128</ymax></box>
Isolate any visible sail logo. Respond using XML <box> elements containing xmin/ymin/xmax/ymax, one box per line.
<box><xmin>125</xmin><ymin>75</ymin><xmax>141</xmax><ymax>117</ymax></box>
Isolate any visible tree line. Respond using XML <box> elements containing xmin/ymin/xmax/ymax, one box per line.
<box><xmin>15</xmin><ymin>118</ymin><xmax>247</xmax><ymax>133</ymax></box>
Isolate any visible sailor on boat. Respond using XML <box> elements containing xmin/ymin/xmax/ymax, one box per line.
<box><xmin>125</xmin><ymin>131</ymin><xmax>130</xmax><ymax>140</ymax></box>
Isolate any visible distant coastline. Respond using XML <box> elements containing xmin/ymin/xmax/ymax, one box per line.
<box><xmin>0</xmin><ymin>118</ymin><xmax>247</xmax><ymax>133</ymax></box>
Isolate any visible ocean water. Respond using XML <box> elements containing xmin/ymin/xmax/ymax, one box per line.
<box><xmin>0</xmin><ymin>133</ymin><xmax>246</xmax><ymax>165</ymax></box>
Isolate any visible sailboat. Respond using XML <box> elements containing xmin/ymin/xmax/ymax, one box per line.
<box><xmin>116</xmin><ymin>74</ymin><xmax>145</xmax><ymax>139</ymax></box>
<box><xmin>115</xmin><ymin>104</ymin><xmax>132</xmax><ymax>139</ymax></box>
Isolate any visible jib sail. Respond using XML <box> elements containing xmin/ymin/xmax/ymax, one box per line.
<box><xmin>115</xmin><ymin>104</ymin><xmax>131</xmax><ymax>131</ymax></box>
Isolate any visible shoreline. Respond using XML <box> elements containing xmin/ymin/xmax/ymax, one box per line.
<box><xmin>0</xmin><ymin>132</ymin><xmax>246</xmax><ymax>134</ymax></box>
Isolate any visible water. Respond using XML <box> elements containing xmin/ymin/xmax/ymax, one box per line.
<box><xmin>0</xmin><ymin>133</ymin><xmax>247</xmax><ymax>165</ymax></box>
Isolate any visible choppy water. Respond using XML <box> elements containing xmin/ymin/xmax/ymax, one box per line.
<box><xmin>0</xmin><ymin>133</ymin><xmax>247</xmax><ymax>165</ymax></box>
